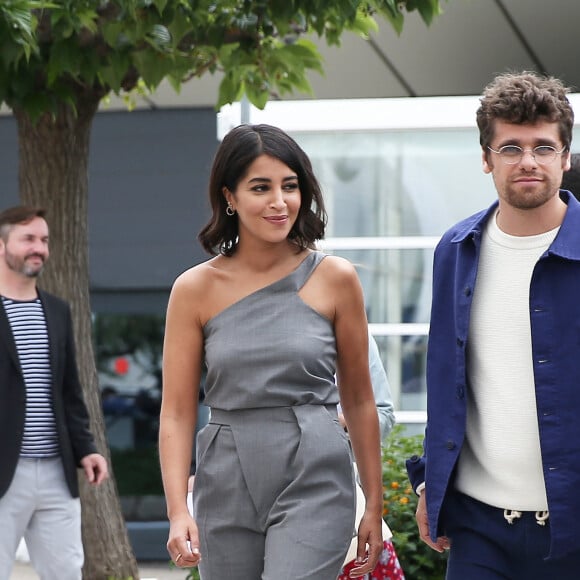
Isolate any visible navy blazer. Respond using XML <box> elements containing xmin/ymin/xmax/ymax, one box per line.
<box><xmin>0</xmin><ymin>290</ymin><xmax>97</xmax><ymax>499</ymax></box>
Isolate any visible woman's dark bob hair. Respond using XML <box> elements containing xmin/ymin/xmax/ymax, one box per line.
<box><xmin>198</xmin><ymin>124</ymin><xmax>327</xmax><ymax>256</ymax></box>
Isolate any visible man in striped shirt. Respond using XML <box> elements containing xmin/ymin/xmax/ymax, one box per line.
<box><xmin>0</xmin><ymin>206</ymin><xmax>108</xmax><ymax>580</ymax></box>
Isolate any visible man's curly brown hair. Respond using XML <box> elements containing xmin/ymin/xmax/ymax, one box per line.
<box><xmin>476</xmin><ymin>71</ymin><xmax>574</xmax><ymax>152</ymax></box>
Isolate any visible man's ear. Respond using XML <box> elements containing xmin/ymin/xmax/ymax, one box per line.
<box><xmin>562</xmin><ymin>151</ymin><xmax>572</xmax><ymax>172</ymax></box>
<box><xmin>482</xmin><ymin>149</ymin><xmax>493</xmax><ymax>174</ymax></box>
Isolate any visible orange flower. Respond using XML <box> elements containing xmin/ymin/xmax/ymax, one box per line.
<box><xmin>400</xmin><ymin>497</ymin><xmax>409</xmax><ymax>504</ymax></box>
<box><xmin>391</xmin><ymin>481</ymin><xmax>400</xmax><ymax>489</ymax></box>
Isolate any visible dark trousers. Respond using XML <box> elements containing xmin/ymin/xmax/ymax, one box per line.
<box><xmin>442</xmin><ymin>491</ymin><xmax>580</xmax><ymax>580</ymax></box>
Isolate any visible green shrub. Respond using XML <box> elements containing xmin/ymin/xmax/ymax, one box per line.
<box><xmin>382</xmin><ymin>425</ymin><xmax>448</xmax><ymax>579</ymax></box>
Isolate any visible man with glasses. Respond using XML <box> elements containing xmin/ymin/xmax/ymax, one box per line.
<box><xmin>407</xmin><ymin>71</ymin><xmax>580</xmax><ymax>578</ymax></box>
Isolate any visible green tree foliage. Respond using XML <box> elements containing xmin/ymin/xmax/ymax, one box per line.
<box><xmin>0</xmin><ymin>1</ymin><xmax>446</xmax><ymax>577</ymax></box>
<box><xmin>1</xmin><ymin>0</ymin><xmax>444</xmax><ymax>114</ymax></box>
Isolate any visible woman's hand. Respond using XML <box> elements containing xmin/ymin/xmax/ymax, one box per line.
<box><xmin>347</xmin><ymin>509</ymin><xmax>383</xmax><ymax>578</ymax></box>
<box><xmin>167</xmin><ymin>512</ymin><xmax>202</xmax><ymax>568</ymax></box>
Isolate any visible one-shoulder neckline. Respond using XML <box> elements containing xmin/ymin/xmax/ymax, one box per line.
<box><xmin>204</xmin><ymin>251</ymin><xmax>323</xmax><ymax>328</ymax></box>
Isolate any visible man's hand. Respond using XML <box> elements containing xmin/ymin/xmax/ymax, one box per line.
<box><xmin>416</xmin><ymin>491</ymin><xmax>450</xmax><ymax>552</ymax></box>
<box><xmin>80</xmin><ymin>453</ymin><xmax>109</xmax><ymax>485</ymax></box>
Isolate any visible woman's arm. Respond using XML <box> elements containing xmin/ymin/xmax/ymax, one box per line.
<box><xmin>159</xmin><ymin>270</ymin><xmax>205</xmax><ymax>567</ymax></box>
<box><xmin>327</xmin><ymin>257</ymin><xmax>384</xmax><ymax>577</ymax></box>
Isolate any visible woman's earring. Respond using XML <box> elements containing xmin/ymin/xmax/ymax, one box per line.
<box><xmin>226</xmin><ymin>202</ymin><xmax>236</xmax><ymax>216</ymax></box>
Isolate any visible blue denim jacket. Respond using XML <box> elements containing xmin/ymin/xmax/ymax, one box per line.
<box><xmin>407</xmin><ymin>190</ymin><xmax>580</xmax><ymax>559</ymax></box>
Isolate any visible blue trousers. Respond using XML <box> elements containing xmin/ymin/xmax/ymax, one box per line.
<box><xmin>441</xmin><ymin>491</ymin><xmax>580</xmax><ymax>580</ymax></box>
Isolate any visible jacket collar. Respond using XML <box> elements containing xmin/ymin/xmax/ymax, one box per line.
<box><xmin>0</xmin><ymin>295</ymin><xmax>24</xmax><ymax>373</ymax></box>
<box><xmin>450</xmin><ymin>190</ymin><xmax>580</xmax><ymax>261</ymax></box>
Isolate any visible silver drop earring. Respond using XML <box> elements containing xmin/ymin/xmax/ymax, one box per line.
<box><xmin>226</xmin><ymin>202</ymin><xmax>235</xmax><ymax>216</ymax></box>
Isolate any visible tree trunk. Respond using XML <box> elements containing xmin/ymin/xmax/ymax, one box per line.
<box><xmin>13</xmin><ymin>96</ymin><xmax>140</xmax><ymax>580</ymax></box>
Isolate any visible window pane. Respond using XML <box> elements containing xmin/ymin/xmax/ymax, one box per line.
<box><xmin>325</xmin><ymin>248</ymin><xmax>434</xmax><ymax>326</ymax></box>
<box><xmin>373</xmin><ymin>334</ymin><xmax>428</xmax><ymax>414</ymax></box>
<box><xmin>93</xmin><ymin>313</ymin><xmax>165</xmax><ymax>515</ymax></box>
<box><xmin>296</xmin><ymin>129</ymin><xmax>497</xmax><ymax>238</ymax></box>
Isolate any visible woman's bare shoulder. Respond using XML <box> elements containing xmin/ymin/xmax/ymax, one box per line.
<box><xmin>170</xmin><ymin>257</ymin><xmax>226</xmax><ymax>301</ymax></box>
<box><xmin>318</xmin><ymin>254</ymin><xmax>359</xmax><ymax>283</ymax></box>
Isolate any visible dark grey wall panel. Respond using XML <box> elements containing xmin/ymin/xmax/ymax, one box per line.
<box><xmin>88</xmin><ymin>108</ymin><xmax>217</xmax><ymax>295</ymax></box>
<box><xmin>0</xmin><ymin>115</ymin><xmax>19</xmax><ymax>207</ymax></box>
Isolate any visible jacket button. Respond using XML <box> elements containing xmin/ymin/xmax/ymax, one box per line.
<box><xmin>446</xmin><ymin>440</ymin><xmax>456</xmax><ymax>450</ymax></box>
<box><xmin>464</xmin><ymin>287</ymin><xmax>472</xmax><ymax>297</ymax></box>
<box><xmin>409</xmin><ymin>455</ymin><xmax>421</xmax><ymax>463</ymax></box>
<box><xmin>456</xmin><ymin>338</ymin><xmax>464</xmax><ymax>347</ymax></box>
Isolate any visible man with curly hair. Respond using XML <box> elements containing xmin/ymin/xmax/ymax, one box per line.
<box><xmin>407</xmin><ymin>71</ymin><xmax>580</xmax><ymax>578</ymax></box>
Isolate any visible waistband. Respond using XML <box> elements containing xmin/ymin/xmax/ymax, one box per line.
<box><xmin>210</xmin><ymin>404</ymin><xmax>338</xmax><ymax>425</ymax></box>
<box><xmin>453</xmin><ymin>491</ymin><xmax>550</xmax><ymax>527</ymax></box>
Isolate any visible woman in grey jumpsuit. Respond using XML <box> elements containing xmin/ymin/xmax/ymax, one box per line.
<box><xmin>159</xmin><ymin>124</ymin><xmax>383</xmax><ymax>579</ymax></box>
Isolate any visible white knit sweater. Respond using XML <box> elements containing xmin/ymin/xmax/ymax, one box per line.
<box><xmin>455</xmin><ymin>211</ymin><xmax>558</xmax><ymax>510</ymax></box>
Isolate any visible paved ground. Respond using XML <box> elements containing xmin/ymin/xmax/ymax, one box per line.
<box><xmin>10</xmin><ymin>560</ymin><xmax>188</xmax><ymax>580</ymax></box>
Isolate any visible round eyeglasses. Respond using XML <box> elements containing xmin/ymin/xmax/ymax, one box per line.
<box><xmin>487</xmin><ymin>145</ymin><xmax>566</xmax><ymax>165</ymax></box>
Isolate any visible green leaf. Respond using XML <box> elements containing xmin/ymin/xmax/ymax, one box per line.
<box><xmin>350</xmin><ymin>9</ymin><xmax>379</xmax><ymax>39</ymax></box>
<box><xmin>152</xmin><ymin>0</ymin><xmax>169</xmax><ymax>14</ymax></box>
<box><xmin>244</xmin><ymin>79</ymin><xmax>268</xmax><ymax>110</ymax></box>
<box><xmin>99</xmin><ymin>53</ymin><xmax>132</xmax><ymax>92</ymax></box>
<box><xmin>280</xmin><ymin>39</ymin><xmax>323</xmax><ymax>74</ymax></box>
<box><xmin>101</xmin><ymin>21</ymin><xmax>123</xmax><ymax>48</ymax></box>
<box><xmin>47</xmin><ymin>40</ymin><xmax>83</xmax><ymax>84</ymax></box>
<box><xmin>417</xmin><ymin>0</ymin><xmax>444</xmax><ymax>26</ymax></box>
<box><xmin>132</xmin><ymin>49</ymin><xmax>171</xmax><ymax>89</ymax></box>
<box><xmin>382</xmin><ymin>9</ymin><xmax>405</xmax><ymax>35</ymax></box>
<box><xmin>167</xmin><ymin>14</ymin><xmax>192</xmax><ymax>47</ymax></box>
<box><xmin>166</xmin><ymin>73</ymin><xmax>182</xmax><ymax>93</ymax></box>
<box><xmin>217</xmin><ymin>70</ymin><xmax>243</xmax><ymax>109</ymax></box>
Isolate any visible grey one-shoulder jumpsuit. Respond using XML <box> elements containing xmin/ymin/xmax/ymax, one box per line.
<box><xmin>193</xmin><ymin>251</ymin><xmax>356</xmax><ymax>580</ymax></box>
